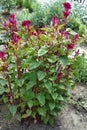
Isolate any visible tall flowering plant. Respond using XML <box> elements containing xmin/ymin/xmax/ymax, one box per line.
<box><xmin>0</xmin><ymin>2</ymin><xmax>80</xmax><ymax>124</ymax></box>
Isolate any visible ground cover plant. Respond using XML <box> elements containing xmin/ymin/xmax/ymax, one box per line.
<box><xmin>0</xmin><ymin>2</ymin><xmax>81</xmax><ymax>124</ymax></box>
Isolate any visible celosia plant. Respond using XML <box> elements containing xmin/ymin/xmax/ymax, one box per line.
<box><xmin>0</xmin><ymin>2</ymin><xmax>81</xmax><ymax>124</ymax></box>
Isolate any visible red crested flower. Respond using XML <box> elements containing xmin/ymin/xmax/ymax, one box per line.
<box><xmin>67</xmin><ymin>43</ymin><xmax>75</xmax><ymax>49</ymax></box>
<box><xmin>66</xmin><ymin>65</ymin><xmax>71</xmax><ymax>72</ymax></box>
<box><xmin>57</xmin><ymin>72</ymin><xmax>63</xmax><ymax>80</ymax></box>
<box><xmin>12</xmin><ymin>33</ymin><xmax>20</xmax><ymax>43</ymax></box>
<box><xmin>63</xmin><ymin>2</ymin><xmax>71</xmax><ymax>11</ymax></box>
<box><xmin>0</xmin><ymin>51</ymin><xmax>5</xmax><ymax>59</ymax></box>
<box><xmin>9</xmin><ymin>14</ymin><xmax>17</xmax><ymax>26</ymax></box>
<box><xmin>10</xmin><ymin>14</ymin><xmax>16</xmax><ymax>19</ymax></box>
<box><xmin>46</xmin><ymin>68</ymin><xmax>49</xmax><ymax>74</ymax></box>
<box><xmin>9</xmin><ymin>19</ymin><xmax>17</xmax><ymax>26</ymax></box>
<box><xmin>61</xmin><ymin>28</ymin><xmax>69</xmax><ymax>39</ymax></box>
<box><xmin>22</xmin><ymin>20</ymin><xmax>31</xmax><ymax>27</ymax></box>
<box><xmin>73</xmin><ymin>34</ymin><xmax>79</xmax><ymax>41</ymax></box>
<box><xmin>75</xmin><ymin>49</ymin><xmax>80</xmax><ymax>56</ymax></box>
<box><xmin>3</xmin><ymin>21</ymin><xmax>7</xmax><ymax>27</ymax></box>
<box><xmin>63</xmin><ymin>10</ymin><xmax>70</xmax><ymax>18</ymax></box>
<box><xmin>30</xmin><ymin>31</ymin><xmax>34</xmax><ymax>35</ymax></box>
<box><xmin>51</xmin><ymin>16</ymin><xmax>60</xmax><ymax>26</ymax></box>
<box><xmin>36</xmin><ymin>28</ymin><xmax>40</xmax><ymax>35</ymax></box>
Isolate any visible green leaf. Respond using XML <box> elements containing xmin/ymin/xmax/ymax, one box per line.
<box><xmin>9</xmin><ymin>105</ymin><xmax>17</xmax><ymax>116</ymax></box>
<box><xmin>49</xmin><ymin>118</ymin><xmax>54</xmax><ymax>125</ymax></box>
<box><xmin>39</xmin><ymin>34</ymin><xmax>47</xmax><ymax>40</ymax></box>
<box><xmin>38</xmin><ymin>46</ymin><xmax>48</xmax><ymax>56</ymax></box>
<box><xmin>50</xmin><ymin>111</ymin><xmax>57</xmax><ymax>116</ymax></box>
<box><xmin>58</xmin><ymin>95</ymin><xmax>64</xmax><ymax>101</ymax></box>
<box><xmin>37</xmin><ymin>93</ymin><xmax>45</xmax><ymax>106</ymax></box>
<box><xmin>0</xmin><ymin>86</ymin><xmax>5</xmax><ymax>95</ymax></box>
<box><xmin>37</xmin><ymin>107</ymin><xmax>46</xmax><ymax>116</ymax></box>
<box><xmin>59</xmin><ymin>56</ymin><xmax>68</xmax><ymax>67</ymax></box>
<box><xmin>27</xmin><ymin>81</ymin><xmax>36</xmax><ymax>90</ymax></box>
<box><xmin>29</xmin><ymin>71</ymin><xmax>37</xmax><ymax>81</ymax></box>
<box><xmin>28</xmin><ymin>100</ymin><xmax>33</xmax><ymax>108</ymax></box>
<box><xmin>29</xmin><ymin>61</ymin><xmax>41</xmax><ymax>70</ymax></box>
<box><xmin>58</xmin><ymin>84</ymin><xmax>65</xmax><ymax>89</ymax></box>
<box><xmin>44</xmin><ymin>81</ymin><xmax>53</xmax><ymax>93</ymax></box>
<box><xmin>49</xmin><ymin>102</ymin><xmax>55</xmax><ymax>110</ymax></box>
<box><xmin>47</xmin><ymin>55</ymin><xmax>57</xmax><ymax>63</ymax></box>
<box><xmin>16</xmin><ymin>114</ymin><xmax>21</xmax><ymax>121</ymax></box>
<box><xmin>52</xmin><ymin>93</ymin><xmax>58</xmax><ymax>100</ymax></box>
<box><xmin>58</xmin><ymin>48</ymin><xmax>65</xmax><ymax>55</ymax></box>
<box><xmin>26</xmin><ymin>109</ymin><xmax>32</xmax><ymax>116</ymax></box>
<box><xmin>0</xmin><ymin>79</ymin><xmax>7</xmax><ymax>86</ymax></box>
<box><xmin>23</xmin><ymin>90</ymin><xmax>34</xmax><ymax>101</ymax></box>
<box><xmin>43</xmin><ymin>115</ymin><xmax>50</xmax><ymax>124</ymax></box>
<box><xmin>37</xmin><ymin>70</ymin><xmax>46</xmax><ymax>81</ymax></box>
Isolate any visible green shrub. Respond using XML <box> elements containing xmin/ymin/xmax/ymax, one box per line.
<box><xmin>0</xmin><ymin>0</ymin><xmax>15</xmax><ymax>14</ymax></box>
<box><xmin>76</xmin><ymin>54</ymin><xmax>87</xmax><ymax>84</ymax></box>
<box><xmin>67</xmin><ymin>18</ymin><xmax>87</xmax><ymax>36</ymax></box>
<box><xmin>31</xmin><ymin>0</ymin><xmax>67</xmax><ymax>27</ymax></box>
<box><xmin>0</xmin><ymin>2</ymin><xmax>82</xmax><ymax>124</ymax></box>
<box><xmin>71</xmin><ymin>1</ymin><xmax>87</xmax><ymax>22</ymax></box>
<box><xmin>30</xmin><ymin>0</ymin><xmax>87</xmax><ymax>36</ymax></box>
<box><xmin>16</xmin><ymin>9</ymin><xmax>31</xmax><ymax>22</ymax></box>
<box><xmin>15</xmin><ymin>0</ymin><xmax>38</xmax><ymax>12</ymax></box>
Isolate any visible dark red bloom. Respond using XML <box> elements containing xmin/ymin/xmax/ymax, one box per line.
<box><xmin>36</xmin><ymin>28</ymin><xmax>40</xmax><ymax>35</ymax></box>
<box><xmin>9</xmin><ymin>13</ymin><xmax>17</xmax><ymax>26</ymax></box>
<box><xmin>66</xmin><ymin>65</ymin><xmax>71</xmax><ymax>72</ymax></box>
<box><xmin>75</xmin><ymin>49</ymin><xmax>80</xmax><ymax>56</ymax></box>
<box><xmin>73</xmin><ymin>34</ymin><xmax>79</xmax><ymax>41</ymax></box>
<box><xmin>12</xmin><ymin>33</ymin><xmax>20</xmax><ymax>43</ymax></box>
<box><xmin>3</xmin><ymin>64</ymin><xmax>8</xmax><ymax>71</ymax></box>
<box><xmin>51</xmin><ymin>16</ymin><xmax>60</xmax><ymax>26</ymax></box>
<box><xmin>0</xmin><ymin>51</ymin><xmax>5</xmax><ymax>59</ymax></box>
<box><xmin>57</xmin><ymin>72</ymin><xmax>63</xmax><ymax>80</ymax></box>
<box><xmin>30</xmin><ymin>31</ymin><xmax>34</xmax><ymax>35</ymax></box>
<box><xmin>67</xmin><ymin>43</ymin><xmax>75</xmax><ymax>49</ymax></box>
<box><xmin>63</xmin><ymin>2</ymin><xmax>71</xmax><ymax>11</ymax></box>
<box><xmin>46</xmin><ymin>68</ymin><xmax>49</xmax><ymax>74</ymax></box>
<box><xmin>61</xmin><ymin>28</ymin><xmax>69</xmax><ymax>39</ymax></box>
<box><xmin>63</xmin><ymin>10</ymin><xmax>70</xmax><ymax>18</ymax></box>
<box><xmin>3</xmin><ymin>21</ymin><xmax>7</xmax><ymax>27</ymax></box>
<box><xmin>22</xmin><ymin>20</ymin><xmax>31</xmax><ymax>27</ymax></box>
<box><xmin>9</xmin><ymin>19</ymin><xmax>17</xmax><ymax>25</ymax></box>
<box><xmin>10</xmin><ymin>14</ymin><xmax>16</xmax><ymax>19</ymax></box>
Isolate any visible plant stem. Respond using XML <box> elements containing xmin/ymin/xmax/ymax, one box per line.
<box><xmin>6</xmin><ymin>74</ymin><xmax>15</xmax><ymax>105</ymax></box>
<box><xmin>15</xmin><ymin>54</ymin><xmax>21</xmax><ymax>102</ymax></box>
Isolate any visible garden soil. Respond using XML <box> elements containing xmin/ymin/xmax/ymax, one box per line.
<box><xmin>0</xmin><ymin>83</ymin><xmax>87</xmax><ymax>130</ymax></box>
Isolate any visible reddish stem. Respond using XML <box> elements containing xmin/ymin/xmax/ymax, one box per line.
<box><xmin>6</xmin><ymin>74</ymin><xmax>15</xmax><ymax>105</ymax></box>
<box><xmin>15</xmin><ymin>54</ymin><xmax>21</xmax><ymax>102</ymax></box>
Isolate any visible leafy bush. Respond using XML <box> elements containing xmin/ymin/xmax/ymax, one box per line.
<box><xmin>30</xmin><ymin>0</ymin><xmax>87</xmax><ymax>35</ymax></box>
<box><xmin>76</xmin><ymin>54</ymin><xmax>87</xmax><ymax>84</ymax></box>
<box><xmin>0</xmin><ymin>2</ymin><xmax>81</xmax><ymax>124</ymax></box>
<box><xmin>71</xmin><ymin>1</ymin><xmax>87</xmax><ymax>22</ymax></box>
<box><xmin>67</xmin><ymin>18</ymin><xmax>87</xmax><ymax>36</ymax></box>
<box><xmin>31</xmin><ymin>0</ymin><xmax>67</xmax><ymax>27</ymax></box>
<box><xmin>16</xmin><ymin>9</ymin><xmax>31</xmax><ymax>22</ymax></box>
<box><xmin>15</xmin><ymin>0</ymin><xmax>38</xmax><ymax>12</ymax></box>
<box><xmin>0</xmin><ymin>0</ymin><xmax>15</xmax><ymax>14</ymax></box>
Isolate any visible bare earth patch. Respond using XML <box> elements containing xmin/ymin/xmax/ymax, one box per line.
<box><xmin>0</xmin><ymin>83</ymin><xmax>87</xmax><ymax>130</ymax></box>
<box><xmin>59</xmin><ymin>83</ymin><xmax>87</xmax><ymax>130</ymax></box>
